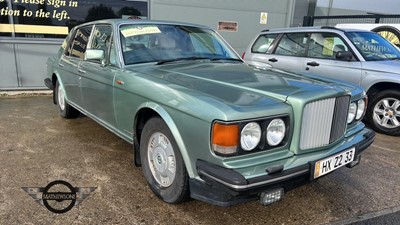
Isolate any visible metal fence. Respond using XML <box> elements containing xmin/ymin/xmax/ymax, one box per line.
<box><xmin>303</xmin><ymin>14</ymin><xmax>400</xmax><ymax>27</ymax></box>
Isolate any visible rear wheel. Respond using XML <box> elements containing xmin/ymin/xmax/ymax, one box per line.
<box><xmin>366</xmin><ymin>89</ymin><xmax>400</xmax><ymax>136</ymax></box>
<box><xmin>55</xmin><ymin>80</ymin><xmax>79</xmax><ymax>118</ymax></box>
<box><xmin>140</xmin><ymin>117</ymin><xmax>189</xmax><ymax>203</ymax></box>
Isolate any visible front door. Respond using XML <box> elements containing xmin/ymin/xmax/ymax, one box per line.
<box><xmin>301</xmin><ymin>32</ymin><xmax>362</xmax><ymax>85</ymax></box>
<box><xmin>79</xmin><ymin>24</ymin><xmax>118</xmax><ymax>128</ymax></box>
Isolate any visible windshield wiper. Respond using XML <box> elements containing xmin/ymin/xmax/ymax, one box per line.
<box><xmin>156</xmin><ymin>57</ymin><xmax>211</xmax><ymax>65</ymax></box>
<box><xmin>210</xmin><ymin>57</ymin><xmax>243</xmax><ymax>62</ymax></box>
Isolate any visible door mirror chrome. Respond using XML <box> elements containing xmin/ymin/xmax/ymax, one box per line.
<box><xmin>85</xmin><ymin>49</ymin><xmax>105</xmax><ymax>61</ymax></box>
<box><xmin>335</xmin><ymin>51</ymin><xmax>353</xmax><ymax>61</ymax></box>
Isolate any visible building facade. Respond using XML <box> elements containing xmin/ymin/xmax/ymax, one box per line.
<box><xmin>1</xmin><ymin>0</ymin><xmax>398</xmax><ymax>90</ymax></box>
<box><xmin>0</xmin><ymin>0</ymin><xmax>298</xmax><ymax>90</ymax></box>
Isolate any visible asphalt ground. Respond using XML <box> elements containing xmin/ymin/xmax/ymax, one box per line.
<box><xmin>0</xmin><ymin>95</ymin><xmax>399</xmax><ymax>225</ymax></box>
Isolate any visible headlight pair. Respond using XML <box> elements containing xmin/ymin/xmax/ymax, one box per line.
<box><xmin>212</xmin><ymin>118</ymin><xmax>287</xmax><ymax>156</ymax></box>
<box><xmin>347</xmin><ymin>98</ymin><xmax>367</xmax><ymax>124</ymax></box>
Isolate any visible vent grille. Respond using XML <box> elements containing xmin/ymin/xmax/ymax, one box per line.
<box><xmin>300</xmin><ymin>96</ymin><xmax>350</xmax><ymax>150</ymax></box>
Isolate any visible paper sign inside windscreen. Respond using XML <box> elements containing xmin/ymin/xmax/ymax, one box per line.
<box><xmin>121</xmin><ymin>26</ymin><xmax>161</xmax><ymax>37</ymax></box>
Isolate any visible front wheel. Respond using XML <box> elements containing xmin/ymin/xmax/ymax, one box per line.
<box><xmin>140</xmin><ymin>117</ymin><xmax>189</xmax><ymax>203</ymax></box>
<box><xmin>55</xmin><ymin>80</ymin><xmax>79</xmax><ymax>118</ymax></box>
<box><xmin>366</xmin><ymin>89</ymin><xmax>400</xmax><ymax>136</ymax></box>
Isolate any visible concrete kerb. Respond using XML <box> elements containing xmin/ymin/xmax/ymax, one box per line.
<box><xmin>0</xmin><ymin>90</ymin><xmax>52</xmax><ymax>97</ymax></box>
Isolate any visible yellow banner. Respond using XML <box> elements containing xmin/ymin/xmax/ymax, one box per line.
<box><xmin>0</xmin><ymin>24</ymin><xmax>68</xmax><ymax>35</ymax></box>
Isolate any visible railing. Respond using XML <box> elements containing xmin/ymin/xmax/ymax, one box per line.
<box><xmin>303</xmin><ymin>14</ymin><xmax>400</xmax><ymax>27</ymax></box>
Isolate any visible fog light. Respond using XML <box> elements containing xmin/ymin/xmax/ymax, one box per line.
<box><xmin>259</xmin><ymin>188</ymin><xmax>284</xmax><ymax>206</ymax></box>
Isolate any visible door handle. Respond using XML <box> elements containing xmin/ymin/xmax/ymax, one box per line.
<box><xmin>268</xmin><ymin>58</ymin><xmax>278</xmax><ymax>62</ymax></box>
<box><xmin>77</xmin><ymin>68</ymin><xmax>86</xmax><ymax>74</ymax></box>
<box><xmin>306</xmin><ymin>61</ymin><xmax>319</xmax><ymax>67</ymax></box>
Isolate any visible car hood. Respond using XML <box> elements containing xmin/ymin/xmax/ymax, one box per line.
<box><xmin>362</xmin><ymin>60</ymin><xmax>400</xmax><ymax>75</ymax></box>
<box><xmin>128</xmin><ymin>62</ymin><xmax>354</xmax><ymax>108</ymax></box>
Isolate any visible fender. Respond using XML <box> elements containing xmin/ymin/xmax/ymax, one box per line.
<box><xmin>135</xmin><ymin>102</ymin><xmax>195</xmax><ymax>178</ymax></box>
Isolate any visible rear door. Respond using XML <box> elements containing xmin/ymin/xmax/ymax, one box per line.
<box><xmin>252</xmin><ymin>32</ymin><xmax>309</xmax><ymax>74</ymax></box>
<box><xmin>58</xmin><ymin>25</ymin><xmax>93</xmax><ymax>108</ymax></box>
<box><xmin>301</xmin><ymin>32</ymin><xmax>362</xmax><ymax>85</ymax></box>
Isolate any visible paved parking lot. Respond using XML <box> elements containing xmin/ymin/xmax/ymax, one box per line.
<box><xmin>0</xmin><ymin>95</ymin><xmax>399</xmax><ymax>225</ymax></box>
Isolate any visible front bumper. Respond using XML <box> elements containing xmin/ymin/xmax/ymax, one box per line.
<box><xmin>191</xmin><ymin>129</ymin><xmax>375</xmax><ymax>206</ymax></box>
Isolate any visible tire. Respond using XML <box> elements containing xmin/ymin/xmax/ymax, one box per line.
<box><xmin>140</xmin><ymin>117</ymin><xmax>189</xmax><ymax>203</ymax></box>
<box><xmin>372</xmin><ymin>26</ymin><xmax>400</xmax><ymax>48</ymax></box>
<box><xmin>366</xmin><ymin>89</ymin><xmax>400</xmax><ymax>136</ymax></box>
<box><xmin>55</xmin><ymin>80</ymin><xmax>79</xmax><ymax>119</ymax></box>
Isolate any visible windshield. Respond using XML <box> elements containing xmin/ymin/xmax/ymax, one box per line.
<box><xmin>119</xmin><ymin>24</ymin><xmax>240</xmax><ymax>65</ymax></box>
<box><xmin>346</xmin><ymin>31</ymin><xmax>400</xmax><ymax>61</ymax></box>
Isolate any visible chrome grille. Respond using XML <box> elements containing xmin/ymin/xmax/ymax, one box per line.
<box><xmin>300</xmin><ymin>96</ymin><xmax>350</xmax><ymax>150</ymax></box>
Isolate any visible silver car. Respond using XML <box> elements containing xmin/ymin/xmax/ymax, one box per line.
<box><xmin>243</xmin><ymin>26</ymin><xmax>400</xmax><ymax>136</ymax></box>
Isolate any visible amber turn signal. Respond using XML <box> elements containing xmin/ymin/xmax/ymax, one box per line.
<box><xmin>212</xmin><ymin>123</ymin><xmax>239</xmax><ymax>155</ymax></box>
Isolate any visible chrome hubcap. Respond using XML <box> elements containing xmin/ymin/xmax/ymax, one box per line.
<box><xmin>147</xmin><ymin>132</ymin><xmax>176</xmax><ymax>187</ymax></box>
<box><xmin>57</xmin><ymin>84</ymin><xmax>65</xmax><ymax>111</ymax></box>
<box><xmin>373</xmin><ymin>97</ymin><xmax>400</xmax><ymax>129</ymax></box>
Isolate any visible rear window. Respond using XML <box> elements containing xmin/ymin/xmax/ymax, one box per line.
<box><xmin>251</xmin><ymin>33</ymin><xmax>278</xmax><ymax>53</ymax></box>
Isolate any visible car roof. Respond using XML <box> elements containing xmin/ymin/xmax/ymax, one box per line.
<box><xmin>76</xmin><ymin>19</ymin><xmax>212</xmax><ymax>30</ymax></box>
<box><xmin>260</xmin><ymin>26</ymin><xmax>372</xmax><ymax>34</ymax></box>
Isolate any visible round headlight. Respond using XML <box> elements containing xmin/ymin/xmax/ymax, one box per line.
<box><xmin>347</xmin><ymin>102</ymin><xmax>357</xmax><ymax>123</ymax></box>
<box><xmin>240</xmin><ymin>122</ymin><xmax>261</xmax><ymax>151</ymax></box>
<box><xmin>356</xmin><ymin>99</ymin><xmax>366</xmax><ymax>120</ymax></box>
<box><xmin>267</xmin><ymin>119</ymin><xmax>286</xmax><ymax>146</ymax></box>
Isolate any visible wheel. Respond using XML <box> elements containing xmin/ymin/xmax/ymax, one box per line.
<box><xmin>55</xmin><ymin>80</ymin><xmax>79</xmax><ymax>118</ymax></box>
<box><xmin>140</xmin><ymin>117</ymin><xmax>189</xmax><ymax>203</ymax></box>
<box><xmin>372</xmin><ymin>26</ymin><xmax>400</xmax><ymax>48</ymax></box>
<box><xmin>366</xmin><ymin>89</ymin><xmax>400</xmax><ymax>136</ymax></box>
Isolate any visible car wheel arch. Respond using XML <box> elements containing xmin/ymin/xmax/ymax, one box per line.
<box><xmin>366</xmin><ymin>82</ymin><xmax>400</xmax><ymax>96</ymax></box>
<box><xmin>133</xmin><ymin>103</ymin><xmax>195</xmax><ymax>178</ymax></box>
<box><xmin>51</xmin><ymin>73</ymin><xmax>72</xmax><ymax>104</ymax></box>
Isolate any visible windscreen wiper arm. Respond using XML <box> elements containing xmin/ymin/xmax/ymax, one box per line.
<box><xmin>210</xmin><ymin>57</ymin><xmax>243</xmax><ymax>62</ymax></box>
<box><xmin>156</xmin><ymin>57</ymin><xmax>211</xmax><ymax>65</ymax></box>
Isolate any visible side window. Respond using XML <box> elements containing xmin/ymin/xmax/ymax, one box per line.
<box><xmin>275</xmin><ymin>33</ymin><xmax>308</xmax><ymax>57</ymax></box>
<box><xmin>90</xmin><ymin>25</ymin><xmax>112</xmax><ymax>63</ymax></box>
<box><xmin>251</xmin><ymin>34</ymin><xmax>278</xmax><ymax>53</ymax></box>
<box><xmin>308</xmin><ymin>33</ymin><xmax>349</xmax><ymax>59</ymax></box>
<box><xmin>275</xmin><ymin>33</ymin><xmax>308</xmax><ymax>56</ymax></box>
<box><xmin>67</xmin><ymin>26</ymin><xmax>93</xmax><ymax>59</ymax></box>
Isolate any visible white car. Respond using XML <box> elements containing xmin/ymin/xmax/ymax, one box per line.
<box><xmin>243</xmin><ymin>26</ymin><xmax>400</xmax><ymax>136</ymax></box>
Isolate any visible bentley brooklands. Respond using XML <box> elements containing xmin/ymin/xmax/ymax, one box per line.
<box><xmin>45</xmin><ymin>19</ymin><xmax>375</xmax><ymax>206</ymax></box>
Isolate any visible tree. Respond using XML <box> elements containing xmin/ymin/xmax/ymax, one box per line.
<box><xmin>85</xmin><ymin>4</ymin><xmax>116</xmax><ymax>22</ymax></box>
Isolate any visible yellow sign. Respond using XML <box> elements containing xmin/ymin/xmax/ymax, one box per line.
<box><xmin>260</xmin><ymin>12</ymin><xmax>268</xmax><ymax>25</ymax></box>
<box><xmin>323</xmin><ymin>37</ymin><xmax>334</xmax><ymax>56</ymax></box>
<box><xmin>121</xmin><ymin>26</ymin><xmax>161</xmax><ymax>37</ymax></box>
<box><xmin>0</xmin><ymin>23</ymin><xmax>68</xmax><ymax>35</ymax></box>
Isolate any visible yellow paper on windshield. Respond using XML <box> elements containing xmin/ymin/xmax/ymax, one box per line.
<box><xmin>121</xmin><ymin>26</ymin><xmax>161</xmax><ymax>37</ymax></box>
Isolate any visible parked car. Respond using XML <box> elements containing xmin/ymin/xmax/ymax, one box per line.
<box><xmin>45</xmin><ymin>19</ymin><xmax>374</xmax><ymax>206</ymax></box>
<box><xmin>243</xmin><ymin>26</ymin><xmax>400</xmax><ymax>136</ymax></box>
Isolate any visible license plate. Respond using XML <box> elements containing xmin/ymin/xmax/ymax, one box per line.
<box><xmin>313</xmin><ymin>147</ymin><xmax>355</xmax><ymax>179</ymax></box>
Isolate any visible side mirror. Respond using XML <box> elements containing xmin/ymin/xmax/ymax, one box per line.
<box><xmin>335</xmin><ymin>51</ymin><xmax>353</xmax><ymax>61</ymax></box>
<box><xmin>85</xmin><ymin>49</ymin><xmax>105</xmax><ymax>61</ymax></box>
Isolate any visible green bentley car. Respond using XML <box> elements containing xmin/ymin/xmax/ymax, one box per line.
<box><xmin>45</xmin><ymin>19</ymin><xmax>375</xmax><ymax>206</ymax></box>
